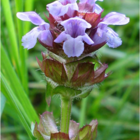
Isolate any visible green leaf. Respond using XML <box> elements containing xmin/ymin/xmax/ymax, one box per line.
<box><xmin>32</xmin><ymin>111</ymin><xmax>59</xmax><ymax>140</ymax></box>
<box><xmin>0</xmin><ymin>93</ymin><xmax>6</xmax><ymax>118</ymax></box>
<box><xmin>76</xmin><ymin>86</ymin><xmax>93</xmax><ymax>99</ymax></box>
<box><xmin>15</xmin><ymin>0</ymin><xmax>28</xmax><ymax>93</ymax></box>
<box><xmin>2</xmin><ymin>0</ymin><xmax>20</xmax><ymax>77</ymax></box>
<box><xmin>89</xmin><ymin>120</ymin><xmax>98</xmax><ymax>140</ymax></box>
<box><xmin>0</xmin><ymin>44</ymin><xmax>39</xmax><ymax>124</ymax></box>
<box><xmin>79</xmin><ymin>125</ymin><xmax>92</xmax><ymax>140</ymax></box>
<box><xmin>33</xmin><ymin>122</ymin><xmax>44</xmax><ymax>140</ymax></box>
<box><xmin>1</xmin><ymin>73</ymin><xmax>33</xmax><ymax>139</ymax></box>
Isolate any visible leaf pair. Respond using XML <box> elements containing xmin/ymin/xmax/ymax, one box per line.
<box><xmin>32</xmin><ymin>111</ymin><xmax>98</xmax><ymax>140</ymax></box>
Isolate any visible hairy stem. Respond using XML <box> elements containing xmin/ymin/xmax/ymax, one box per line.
<box><xmin>61</xmin><ymin>97</ymin><xmax>72</xmax><ymax>134</ymax></box>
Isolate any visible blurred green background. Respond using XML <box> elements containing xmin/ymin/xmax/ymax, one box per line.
<box><xmin>1</xmin><ymin>0</ymin><xmax>139</xmax><ymax>140</ymax></box>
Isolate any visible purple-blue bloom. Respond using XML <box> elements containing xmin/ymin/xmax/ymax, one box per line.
<box><xmin>47</xmin><ymin>0</ymin><xmax>78</xmax><ymax>17</ymax></box>
<box><xmin>17</xmin><ymin>12</ymin><xmax>53</xmax><ymax>49</ymax></box>
<box><xmin>79</xmin><ymin>0</ymin><xmax>103</xmax><ymax>14</ymax></box>
<box><xmin>54</xmin><ymin>17</ymin><xmax>94</xmax><ymax>57</ymax></box>
<box><xmin>96</xmin><ymin>12</ymin><xmax>130</xmax><ymax>48</ymax></box>
<box><xmin>17</xmin><ymin>0</ymin><xmax>129</xmax><ymax>58</ymax></box>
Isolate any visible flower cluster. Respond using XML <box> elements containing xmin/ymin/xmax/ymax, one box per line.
<box><xmin>17</xmin><ymin>0</ymin><xmax>129</xmax><ymax>58</ymax></box>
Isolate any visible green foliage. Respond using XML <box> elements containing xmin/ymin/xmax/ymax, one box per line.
<box><xmin>1</xmin><ymin>0</ymin><xmax>139</xmax><ymax>140</ymax></box>
<box><xmin>0</xmin><ymin>93</ymin><xmax>6</xmax><ymax>118</ymax></box>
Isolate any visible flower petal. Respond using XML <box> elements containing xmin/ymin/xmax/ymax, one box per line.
<box><xmin>16</xmin><ymin>11</ymin><xmax>45</xmax><ymax>25</ymax></box>
<box><xmin>38</xmin><ymin>30</ymin><xmax>53</xmax><ymax>47</ymax></box>
<box><xmin>22</xmin><ymin>23</ymin><xmax>52</xmax><ymax>49</ymax></box>
<box><xmin>63</xmin><ymin>37</ymin><xmax>84</xmax><ymax>57</ymax></box>
<box><xmin>82</xmin><ymin>34</ymin><xmax>94</xmax><ymax>45</ymax></box>
<box><xmin>61</xmin><ymin>17</ymin><xmax>91</xmax><ymax>29</ymax></box>
<box><xmin>59</xmin><ymin>0</ymin><xmax>77</xmax><ymax>3</ymax></box>
<box><xmin>47</xmin><ymin>1</ymin><xmax>78</xmax><ymax>17</ymax></box>
<box><xmin>95</xmin><ymin>0</ymin><xmax>103</xmax><ymax>1</ymax></box>
<box><xmin>38</xmin><ymin>23</ymin><xmax>50</xmax><ymax>30</ymax></box>
<box><xmin>100</xmin><ymin>12</ymin><xmax>130</xmax><ymax>26</ymax></box>
<box><xmin>61</xmin><ymin>17</ymin><xmax>91</xmax><ymax>38</ymax></box>
<box><xmin>79</xmin><ymin>0</ymin><xmax>103</xmax><ymax>13</ymax></box>
<box><xmin>80</xmin><ymin>0</ymin><xmax>95</xmax><ymax>4</ymax></box>
<box><xmin>80</xmin><ymin>0</ymin><xmax>103</xmax><ymax>3</ymax></box>
<box><xmin>47</xmin><ymin>2</ymin><xmax>68</xmax><ymax>17</ymax></box>
<box><xmin>106</xmin><ymin>27</ymin><xmax>122</xmax><ymax>48</ymax></box>
<box><xmin>54</xmin><ymin>32</ymin><xmax>68</xmax><ymax>43</ymax></box>
<box><xmin>92</xmin><ymin>31</ymin><xmax>106</xmax><ymax>45</ymax></box>
<box><xmin>94</xmin><ymin>4</ymin><xmax>103</xmax><ymax>14</ymax></box>
<box><xmin>67</xmin><ymin>3</ymin><xmax>79</xmax><ymax>13</ymax></box>
<box><xmin>97</xmin><ymin>26</ymin><xmax>106</xmax><ymax>37</ymax></box>
<box><xmin>22</xmin><ymin>27</ymin><xmax>41</xmax><ymax>49</ymax></box>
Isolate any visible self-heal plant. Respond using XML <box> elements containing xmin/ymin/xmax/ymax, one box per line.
<box><xmin>17</xmin><ymin>0</ymin><xmax>129</xmax><ymax>139</ymax></box>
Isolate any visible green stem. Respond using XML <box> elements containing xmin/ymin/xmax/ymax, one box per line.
<box><xmin>61</xmin><ymin>97</ymin><xmax>72</xmax><ymax>134</ymax></box>
<box><xmin>79</xmin><ymin>96</ymin><xmax>88</xmax><ymax>128</ymax></box>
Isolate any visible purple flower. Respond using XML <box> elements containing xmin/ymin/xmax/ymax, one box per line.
<box><xmin>47</xmin><ymin>0</ymin><xmax>78</xmax><ymax>17</ymax></box>
<box><xmin>96</xmin><ymin>12</ymin><xmax>130</xmax><ymax>48</ymax></box>
<box><xmin>79</xmin><ymin>0</ymin><xmax>103</xmax><ymax>14</ymax></box>
<box><xmin>17</xmin><ymin>12</ymin><xmax>53</xmax><ymax>49</ymax></box>
<box><xmin>54</xmin><ymin>17</ymin><xmax>94</xmax><ymax>57</ymax></box>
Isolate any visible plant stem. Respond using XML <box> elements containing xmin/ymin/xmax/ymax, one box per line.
<box><xmin>61</xmin><ymin>97</ymin><xmax>72</xmax><ymax>134</ymax></box>
<box><xmin>79</xmin><ymin>96</ymin><xmax>88</xmax><ymax>128</ymax></box>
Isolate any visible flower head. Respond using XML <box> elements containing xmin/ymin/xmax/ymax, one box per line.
<box><xmin>17</xmin><ymin>12</ymin><xmax>53</xmax><ymax>49</ymax></box>
<box><xmin>17</xmin><ymin>1</ymin><xmax>129</xmax><ymax>58</ymax></box>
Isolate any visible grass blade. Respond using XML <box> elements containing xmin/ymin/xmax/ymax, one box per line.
<box><xmin>0</xmin><ymin>93</ymin><xmax>6</xmax><ymax>118</ymax></box>
<box><xmin>1</xmin><ymin>73</ymin><xmax>33</xmax><ymax>139</ymax></box>
<box><xmin>0</xmin><ymin>43</ymin><xmax>39</xmax><ymax>123</ymax></box>
<box><xmin>15</xmin><ymin>0</ymin><xmax>29</xmax><ymax>93</ymax></box>
<box><xmin>2</xmin><ymin>0</ymin><xmax>20</xmax><ymax>76</ymax></box>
